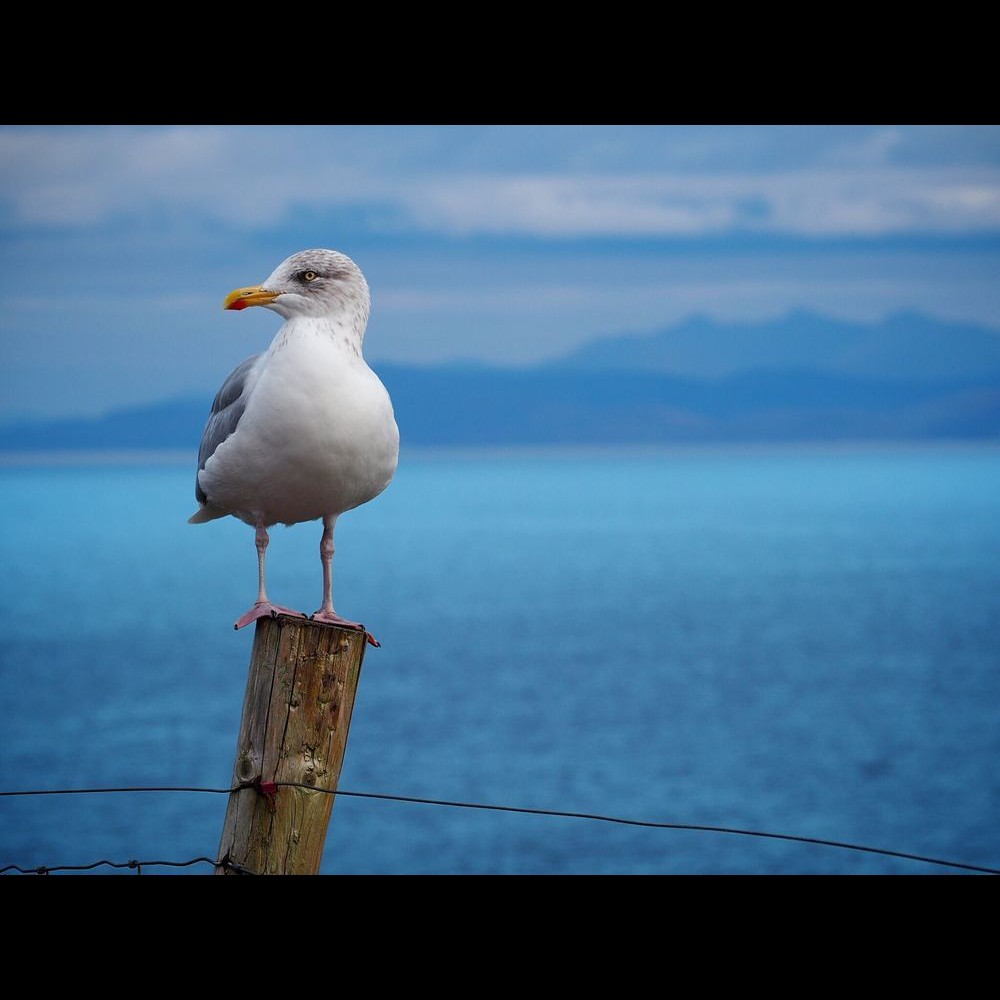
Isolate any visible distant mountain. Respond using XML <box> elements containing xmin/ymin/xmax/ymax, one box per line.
<box><xmin>2</xmin><ymin>368</ymin><xmax>996</xmax><ymax>452</ymax></box>
<box><xmin>0</xmin><ymin>397</ymin><xmax>209</xmax><ymax>454</ymax></box>
<box><xmin>2</xmin><ymin>312</ymin><xmax>999</xmax><ymax>451</ymax></box>
<box><xmin>555</xmin><ymin>310</ymin><xmax>1000</xmax><ymax>382</ymax></box>
<box><xmin>377</xmin><ymin>367</ymin><xmax>999</xmax><ymax>445</ymax></box>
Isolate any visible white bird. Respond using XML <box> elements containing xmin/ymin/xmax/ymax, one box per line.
<box><xmin>189</xmin><ymin>249</ymin><xmax>399</xmax><ymax>640</ymax></box>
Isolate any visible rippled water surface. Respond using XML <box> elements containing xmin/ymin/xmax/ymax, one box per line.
<box><xmin>1</xmin><ymin>445</ymin><xmax>998</xmax><ymax>874</ymax></box>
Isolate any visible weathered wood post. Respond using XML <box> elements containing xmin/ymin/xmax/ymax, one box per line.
<box><xmin>216</xmin><ymin>614</ymin><xmax>368</xmax><ymax>875</ymax></box>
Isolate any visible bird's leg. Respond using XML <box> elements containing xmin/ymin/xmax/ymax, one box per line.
<box><xmin>311</xmin><ymin>516</ymin><xmax>346</xmax><ymax>622</ymax></box>
<box><xmin>234</xmin><ymin>524</ymin><xmax>306</xmax><ymax>630</ymax></box>
<box><xmin>311</xmin><ymin>517</ymin><xmax>377</xmax><ymax>643</ymax></box>
<box><xmin>254</xmin><ymin>524</ymin><xmax>270</xmax><ymax>604</ymax></box>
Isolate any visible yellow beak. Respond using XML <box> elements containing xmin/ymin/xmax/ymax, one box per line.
<box><xmin>223</xmin><ymin>285</ymin><xmax>281</xmax><ymax>311</ymax></box>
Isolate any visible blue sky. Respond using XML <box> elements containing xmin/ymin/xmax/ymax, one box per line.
<box><xmin>1</xmin><ymin>125</ymin><xmax>998</xmax><ymax>418</ymax></box>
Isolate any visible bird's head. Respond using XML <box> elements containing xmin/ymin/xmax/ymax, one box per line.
<box><xmin>223</xmin><ymin>249</ymin><xmax>370</xmax><ymax>323</ymax></box>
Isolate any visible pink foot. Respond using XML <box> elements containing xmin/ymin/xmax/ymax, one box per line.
<box><xmin>311</xmin><ymin>610</ymin><xmax>381</xmax><ymax>647</ymax></box>
<box><xmin>234</xmin><ymin>602</ymin><xmax>307</xmax><ymax>630</ymax></box>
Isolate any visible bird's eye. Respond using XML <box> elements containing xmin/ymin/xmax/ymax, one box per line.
<box><xmin>302</xmin><ymin>270</ymin><xmax>318</xmax><ymax>282</ymax></box>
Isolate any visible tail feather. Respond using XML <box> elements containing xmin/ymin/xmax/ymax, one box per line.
<box><xmin>188</xmin><ymin>504</ymin><xmax>228</xmax><ymax>524</ymax></box>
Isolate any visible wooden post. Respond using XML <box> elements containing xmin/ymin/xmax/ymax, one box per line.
<box><xmin>216</xmin><ymin>614</ymin><xmax>368</xmax><ymax>875</ymax></box>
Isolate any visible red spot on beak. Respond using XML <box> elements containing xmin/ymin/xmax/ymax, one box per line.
<box><xmin>227</xmin><ymin>299</ymin><xmax>248</xmax><ymax>311</ymax></box>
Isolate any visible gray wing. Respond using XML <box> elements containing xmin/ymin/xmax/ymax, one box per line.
<box><xmin>195</xmin><ymin>354</ymin><xmax>260</xmax><ymax>505</ymax></box>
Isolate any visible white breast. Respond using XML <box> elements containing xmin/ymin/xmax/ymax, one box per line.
<box><xmin>198</xmin><ymin>319</ymin><xmax>399</xmax><ymax>527</ymax></box>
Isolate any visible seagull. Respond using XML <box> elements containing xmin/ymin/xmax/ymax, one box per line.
<box><xmin>189</xmin><ymin>249</ymin><xmax>399</xmax><ymax>639</ymax></box>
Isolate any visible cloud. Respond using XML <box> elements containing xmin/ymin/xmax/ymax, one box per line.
<box><xmin>405</xmin><ymin>168</ymin><xmax>1000</xmax><ymax>237</ymax></box>
<box><xmin>1</xmin><ymin>126</ymin><xmax>998</xmax><ymax>239</ymax></box>
<box><xmin>0</xmin><ymin>126</ymin><xmax>365</xmax><ymax>227</ymax></box>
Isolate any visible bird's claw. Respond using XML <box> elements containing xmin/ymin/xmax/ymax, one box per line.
<box><xmin>234</xmin><ymin>602</ymin><xmax>307</xmax><ymax>630</ymax></box>
<box><xmin>309</xmin><ymin>610</ymin><xmax>381</xmax><ymax>648</ymax></box>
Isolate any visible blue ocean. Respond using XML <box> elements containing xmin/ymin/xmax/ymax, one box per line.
<box><xmin>1</xmin><ymin>445</ymin><xmax>998</xmax><ymax>875</ymax></box>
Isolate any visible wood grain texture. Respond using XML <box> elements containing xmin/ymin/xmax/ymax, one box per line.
<box><xmin>216</xmin><ymin>614</ymin><xmax>367</xmax><ymax>875</ymax></box>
